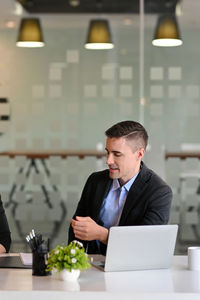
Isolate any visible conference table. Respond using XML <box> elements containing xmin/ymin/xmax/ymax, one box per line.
<box><xmin>0</xmin><ymin>254</ymin><xmax>200</xmax><ymax>300</ymax></box>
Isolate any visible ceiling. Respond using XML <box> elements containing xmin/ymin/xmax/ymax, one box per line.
<box><xmin>0</xmin><ymin>0</ymin><xmax>199</xmax><ymax>31</ymax></box>
<box><xmin>15</xmin><ymin>0</ymin><xmax>179</xmax><ymax>14</ymax></box>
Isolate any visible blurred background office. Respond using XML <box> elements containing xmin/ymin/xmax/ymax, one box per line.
<box><xmin>0</xmin><ymin>0</ymin><xmax>199</xmax><ymax>254</ymax></box>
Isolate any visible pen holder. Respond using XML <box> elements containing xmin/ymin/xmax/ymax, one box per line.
<box><xmin>32</xmin><ymin>244</ymin><xmax>50</xmax><ymax>276</ymax></box>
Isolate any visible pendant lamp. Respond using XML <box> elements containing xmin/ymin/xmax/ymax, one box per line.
<box><xmin>152</xmin><ymin>15</ymin><xmax>182</xmax><ymax>47</ymax></box>
<box><xmin>85</xmin><ymin>19</ymin><xmax>114</xmax><ymax>50</ymax></box>
<box><xmin>16</xmin><ymin>18</ymin><xmax>45</xmax><ymax>48</ymax></box>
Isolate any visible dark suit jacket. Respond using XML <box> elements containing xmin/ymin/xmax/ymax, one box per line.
<box><xmin>68</xmin><ymin>162</ymin><xmax>172</xmax><ymax>255</ymax></box>
<box><xmin>0</xmin><ymin>195</ymin><xmax>11</xmax><ymax>252</ymax></box>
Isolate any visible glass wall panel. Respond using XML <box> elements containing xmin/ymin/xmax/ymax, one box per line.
<box><xmin>0</xmin><ymin>0</ymin><xmax>199</xmax><ymax>253</ymax></box>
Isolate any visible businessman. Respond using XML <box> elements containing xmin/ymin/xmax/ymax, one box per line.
<box><xmin>68</xmin><ymin>120</ymin><xmax>172</xmax><ymax>254</ymax></box>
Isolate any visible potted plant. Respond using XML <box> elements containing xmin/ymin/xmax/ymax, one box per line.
<box><xmin>46</xmin><ymin>240</ymin><xmax>91</xmax><ymax>281</ymax></box>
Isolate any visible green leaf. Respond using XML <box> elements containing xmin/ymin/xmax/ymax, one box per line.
<box><xmin>46</xmin><ymin>241</ymin><xmax>91</xmax><ymax>273</ymax></box>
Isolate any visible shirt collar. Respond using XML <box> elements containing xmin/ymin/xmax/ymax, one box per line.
<box><xmin>111</xmin><ymin>172</ymin><xmax>139</xmax><ymax>192</ymax></box>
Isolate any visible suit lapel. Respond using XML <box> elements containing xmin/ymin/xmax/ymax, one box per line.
<box><xmin>119</xmin><ymin>162</ymin><xmax>150</xmax><ymax>225</ymax></box>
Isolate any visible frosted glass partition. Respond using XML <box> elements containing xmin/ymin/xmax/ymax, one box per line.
<box><xmin>0</xmin><ymin>0</ymin><xmax>200</xmax><ymax>253</ymax></box>
<box><xmin>2</xmin><ymin>153</ymin><xmax>106</xmax><ymax>252</ymax></box>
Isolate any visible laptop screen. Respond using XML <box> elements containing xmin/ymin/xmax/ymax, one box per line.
<box><xmin>92</xmin><ymin>224</ymin><xmax>178</xmax><ymax>272</ymax></box>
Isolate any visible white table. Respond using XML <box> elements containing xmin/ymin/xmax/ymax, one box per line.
<box><xmin>0</xmin><ymin>255</ymin><xmax>200</xmax><ymax>300</ymax></box>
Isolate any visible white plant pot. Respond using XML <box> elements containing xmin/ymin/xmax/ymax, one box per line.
<box><xmin>59</xmin><ymin>269</ymin><xmax>80</xmax><ymax>282</ymax></box>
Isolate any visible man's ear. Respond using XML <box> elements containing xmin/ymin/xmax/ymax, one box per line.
<box><xmin>138</xmin><ymin>148</ymin><xmax>145</xmax><ymax>159</ymax></box>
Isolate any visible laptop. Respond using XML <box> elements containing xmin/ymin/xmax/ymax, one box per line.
<box><xmin>92</xmin><ymin>224</ymin><xmax>178</xmax><ymax>272</ymax></box>
<box><xmin>0</xmin><ymin>256</ymin><xmax>32</xmax><ymax>269</ymax></box>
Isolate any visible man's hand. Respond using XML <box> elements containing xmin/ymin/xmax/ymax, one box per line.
<box><xmin>0</xmin><ymin>244</ymin><xmax>6</xmax><ymax>254</ymax></box>
<box><xmin>71</xmin><ymin>216</ymin><xmax>108</xmax><ymax>244</ymax></box>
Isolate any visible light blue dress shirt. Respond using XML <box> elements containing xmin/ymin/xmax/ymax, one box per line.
<box><xmin>99</xmin><ymin>173</ymin><xmax>138</xmax><ymax>229</ymax></box>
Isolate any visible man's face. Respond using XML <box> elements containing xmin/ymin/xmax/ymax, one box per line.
<box><xmin>105</xmin><ymin>137</ymin><xmax>144</xmax><ymax>185</ymax></box>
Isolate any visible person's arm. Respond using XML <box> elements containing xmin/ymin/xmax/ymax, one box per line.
<box><xmin>71</xmin><ymin>216</ymin><xmax>109</xmax><ymax>244</ymax></box>
<box><xmin>68</xmin><ymin>173</ymin><xmax>96</xmax><ymax>245</ymax></box>
<box><xmin>68</xmin><ymin>171</ymin><xmax>109</xmax><ymax>248</ymax></box>
<box><xmin>0</xmin><ymin>195</ymin><xmax>11</xmax><ymax>253</ymax></box>
<box><xmin>0</xmin><ymin>244</ymin><xmax>6</xmax><ymax>253</ymax></box>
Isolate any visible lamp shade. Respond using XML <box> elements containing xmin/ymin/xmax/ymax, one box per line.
<box><xmin>152</xmin><ymin>15</ymin><xmax>182</xmax><ymax>47</ymax></box>
<box><xmin>16</xmin><ymin>18</ymin><xmax>45</xmax><ymax>48</ymax></box>
<box><xmin>85</xmin><ymin>19</ymin><xmax>114</xmax><ymax>50</ymax></box>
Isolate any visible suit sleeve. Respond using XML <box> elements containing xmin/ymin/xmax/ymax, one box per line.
<box><xmin>68</xmin><ymin>173</ymin><xmax>94</xmax><ymax>246</ymax></box>
<box><xmin>0</xmin><ymin>195</ymin><xmax>11</xmax><ymax>252</ymax></box>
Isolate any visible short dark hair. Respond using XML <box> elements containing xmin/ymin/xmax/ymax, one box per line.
<box><xmin>105</xmin><ymin>120</ymin><xmax>148</xmax><ymax>150</ymax></box>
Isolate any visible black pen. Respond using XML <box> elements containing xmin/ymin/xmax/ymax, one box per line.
<box><xmin>26</xmin><ymin>235</ymin><xmax>35</xmax><ymax>251</ymax></box>
<box><xmin>29</xmin><ymin>233</ymin><xmax>36</xmax><ymax>250</ymax></box>
<box><xmin>36</xmin><ymin>233</ymin><xmax>43</xmax><ymax>246</ymax></box>
<box><xmin>31</xmin><ymin>229</ymin><xmax>37</xmax><ymax>248</ymax></box>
